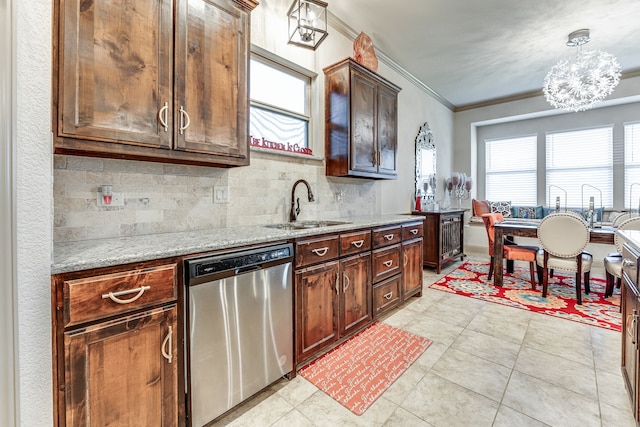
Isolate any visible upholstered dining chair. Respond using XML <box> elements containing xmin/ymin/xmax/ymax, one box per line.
<box><xmin>603</xmin><ymin>217</ymin><xmax>640</xmax><ymax>298</ymax></box>
<box><xmin>481</xmin><ymin>213</ymin><xmax>539</xmax><ymax>289</ymax></box>
<box><xmin>613</xmin><ymin>212</ymin><xmax>634</xmax><ymax>227</ymax></box>
<box><xmin>536</xmin><ymin>212</ymin><xmax>592</xmax><ymax>304</ymax></box>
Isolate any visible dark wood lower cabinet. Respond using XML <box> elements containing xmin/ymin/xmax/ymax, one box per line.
<box><xmin>622</xmin><ymin>242</ymin><xmax>640</xmax><ymax>425</ymax></box>
<box><xmin>413</xmin><ymin>210</ymin><xmax>465</xmax><ymax>273</ymax></box>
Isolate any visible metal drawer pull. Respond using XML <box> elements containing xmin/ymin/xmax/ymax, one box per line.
<box><xmin>623</xmin><ymin>259</ymin><xmax>635</xmax><ymax>267</ymax></box>
<box><xmin>383</xmin><ymin>291</ymin><xmax>393</xmax><ymax>300</ymax></box>
<box><xmin>158</xmin><ymin>102</ymin><xmax>169</xmax><ymax>132</ymax></box>
<box><xmin>311</xmin><ymin>247</ymin><xmax>329</xmax><ymax>256</ymax></box>
<box><xmin>404</xmin><ymin>253</ymin><xmax>408</xmax><ymax>266</ymax></box>
<box><xmin>161</xmin><ymin>326</ymin><xmax>173</xmax><ymax>363</ymax></box>
<box><xmin>102</xmin><ymin>286</ymin><xmax>151</xmax><ymax>304</ymax></box>
<box><xmin>383</xmin><ymin>260</ymin><xmax>393</xmax><ymax>267</ymax></box>
<box><xmin>343</xmin><ymin>272</ymin><xmax>350</xmax><ymax>292</ymax></box>
<box><xmin>179</xmin><ymin>106</ymin><xmax>191</xmax><ymax>134</ymax></box>
<box><xmin>410</xmin><ymin>229</ymin><xmax>418</xmax><ymax>235</ymax></box>
<box><xmin>351</xmin><ymin>240</ymin><xmax>364</xmax><ymax>248</ymax></box>
<box><xmin>335</xmin><ymin>272</ymin><xmax>339</xmax><ymax>295</ymax></box>
<box><xmin>384</xmin><ymin>234</ymin><xmax>394</xmax><ymax>241</ymax></box>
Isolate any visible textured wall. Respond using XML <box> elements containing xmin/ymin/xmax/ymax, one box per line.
<box><xmin>53</xmin><ymin>151</ymin><xmax>379</xmax><ymax>242</ymax></box>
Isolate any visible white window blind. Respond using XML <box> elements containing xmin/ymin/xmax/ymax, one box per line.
<box><xmin>625</xmin><ymin>122</ymin><xmax>640</xmax><ymax>210</ymax></box>
<box><xmin>249</xmin><ymin>55</ymin><xmax>311</xmax><ymax>151</ymax></box>
<box><xmin>485</xmin><ymin>136</ymin><xmax>537</xmax><ymax>205</ymax></box>
<box><xmin>545</xmin><ymin>127</ymin><xmax>613</xmax><ymax>209</ymax></box>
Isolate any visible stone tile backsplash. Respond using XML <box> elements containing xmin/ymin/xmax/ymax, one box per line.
<box><xmin>53</xmin><ymin>151</ymin><xmax>379</xmax><ymax>242</ymax></box>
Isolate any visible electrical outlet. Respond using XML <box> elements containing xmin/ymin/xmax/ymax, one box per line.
<box><xmin>97</xmin><ymin>192</ymin><xmax>124</xmax><ymax>207</ymax></box>
<box><xmin>213</xmin><ymin>186</ymin><xmax>230</xmax><ymax>204</ymax></box>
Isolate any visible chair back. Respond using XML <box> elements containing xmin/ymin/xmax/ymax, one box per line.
<box><xmin>481</xmin><ymin>212</ymin><xmax>504</xmax><ymax>257</ymax></box>
<box><xmin>615</xmin><ymin>217</ymin><xmax>640</xmax><ymax>253</ymax></box>
<box><xmin>613</xmin><ymin>212</ymin><xmax>634</xmax><ymax>227</ymax></box>
<box><xmin>537</xmin><ymin>212</ymin><xmax>590</xmax><ymax>258</ymax></box>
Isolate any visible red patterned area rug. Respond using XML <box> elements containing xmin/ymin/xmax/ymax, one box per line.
<box><xmin>430</xmin><ymin>261</ymin><xmax>621</xmax><ymax>332</ymax></box>
<box><xmin>298</xmin><ymin>322</ymin><xmax>432</xmax><ymax>415</ymax></box>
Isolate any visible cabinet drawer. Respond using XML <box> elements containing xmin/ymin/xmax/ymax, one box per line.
<box><xmin>63</xmin><ymin>264</ymin><xmax>177</xmax><ymax>327</ymax></box>
<box><xmin>402</xmin><ymin>222</ymin><xmax>423</xmax><ymax>240</ymax></box>
<box><xmin>340</xmin><ymin>230</ymin><xmax>371</xmax><ymax>256</ymax></box>
<box><xmin>372</xmin><ymin>244</ymin><xmax>402</xmax><ymax>282</ymax></box>
<box><xmin>295</xmin><ymin>235</ymin><xmax>340</xmax><ymax>268</ymax></box>
<box><xmin>373</xmin><ymin>275</ymin><xmax>401</xmax><ymax>317</ymax></box>
<box><xmin>623</xmin><ymin>243</ymin><xmax>640</xmax><ymax>287</ymax></box>
<box><xmin>372</xmin><ymin>225</ymin><xmax>402</xmax><ymax>248</ymax></box>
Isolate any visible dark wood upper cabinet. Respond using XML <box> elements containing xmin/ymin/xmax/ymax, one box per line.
<box><xmin>324</xmin><ymin>58</ymin><xmax>401</xmax><ymax>179</ymax></box>
<box><xmin>53</xmin><ymin>0</ymin><xmax>257</xmax><ymax>167</ymax></box>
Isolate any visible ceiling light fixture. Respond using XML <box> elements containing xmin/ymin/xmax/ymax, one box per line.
<box><xmin>543</xmin><ymin>29</ymin><xmax>621</xmax><ymax>112</ymax></box>
<box><xmin>287</xmin><ymin>0</ymin><xmax>328</xmax><ymax>50</ymax></box>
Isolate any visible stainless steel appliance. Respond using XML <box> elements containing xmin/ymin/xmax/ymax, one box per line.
<box><xmin>184</xmin><ymin>243</ymin><xmax>294</xmax><ymax>426</ymax></box>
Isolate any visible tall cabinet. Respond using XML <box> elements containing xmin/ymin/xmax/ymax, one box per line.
<box><xmin>324</xmin><ymin>58</ymin><xmax>401</xmax><ymax>179</ymax></box>
<box><xmin>53</xmin><ymin>0</ymin><xmax>257</xmax><ymax>167</ymax></box>
<box><xmin>622</xmin><ymin>239</ymin><xmax>640</xmax><ymax>425</ymax></box>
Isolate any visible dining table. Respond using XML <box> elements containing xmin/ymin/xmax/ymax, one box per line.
<box><xmin>492</xmin><ymin>220</ymin><xmax>616</xmax><ymax>287</ymax></box>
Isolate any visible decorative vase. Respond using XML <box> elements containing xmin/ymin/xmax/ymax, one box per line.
<box><xmin>353</xmin><ymin>32</ymin><xmax>378</xmax><ymax>72</ymax></box>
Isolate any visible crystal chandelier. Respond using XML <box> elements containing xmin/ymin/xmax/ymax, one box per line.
<box><xmin>543</xmin><ymin>29</ymin><xmax>621</xmax><ymax>112</ymax></box>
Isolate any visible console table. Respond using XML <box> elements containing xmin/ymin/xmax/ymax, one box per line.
<box><xmin>412</xmin><ymin>210</ymin><xmax>465</xmax><ymax>273</ymax></box>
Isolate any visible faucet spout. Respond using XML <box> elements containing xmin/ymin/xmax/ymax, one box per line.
<box><xmin>290</xmin><ymin>179</ymin><xmax>315</xmax><ymax>222</ymax></box>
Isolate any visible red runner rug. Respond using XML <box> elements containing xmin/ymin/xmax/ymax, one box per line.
<box><xmin>430</xmin><ymin>261</ymin><xmax>621</xmax><ymax>332</ymax></box>
<box><xmin>298</xmin><ymin>322</ymin><xmax>432</xmax><ymax>415</ymax></box>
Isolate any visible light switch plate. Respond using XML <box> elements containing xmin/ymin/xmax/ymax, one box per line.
<box><xmin>213</xmin><ymin>186</ymin><xmax>230</xmax><ymax>204</ymax></box>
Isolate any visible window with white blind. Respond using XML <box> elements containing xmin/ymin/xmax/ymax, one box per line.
<box><xmin>249</xmin><ymin>52</ymin><xmax>314</xmax><ymax>155</ymax></box>
<box><xmin>625</xmin><ymin>122</ymin><xmax>640</xmax><ymax>210</ymax></box>
<box><xmin>485</xmin><ymin>135</ymin><xmax>537</xmax><ymax>205</ymax></box>
<box><xmin>545</xmin><ymin>127</ymin><xmax>613</xmax><ymax>208</ymax></box>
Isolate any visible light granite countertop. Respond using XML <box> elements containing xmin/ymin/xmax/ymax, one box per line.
<box><xmin>52</xmin><ymin>214</ymin><xmax>423</xmax><ymax>274</ymax></box>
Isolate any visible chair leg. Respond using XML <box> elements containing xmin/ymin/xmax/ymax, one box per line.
<box><xmin>536</xmin><ymin>265</ymin><xmax>543</xmax><ymax>289</ymax></box>
<box><xmin>575</xmin><ymin>256</ymin><xmax>582</xmax><ymax>305</ymax></box>
<box><xmin>584</xmin><ymin>272</ymin><xmax>590</xmax><ymax>295</ymax></box>
<box><xmin>605</xmin><ymin>272</ymin><xmax>614</xmax><ymax>298</ymax></box>
<box><xmin>488</xmin><ymin>256</ymin><xmax>494</xmax><ymax>280</ymax></box>
<box><xmin>528</xmin><ymin>261</ymin><xmax>536</xmax><ymax>290</ymax></box>
<box><xmin>550</xmin><ymin>269</ymin><xmax>554</xmax><ymax>278</ymax></box>
<box><xmin>616</xmin><ymin>277</ymin><xmax>622</xmax><ymax>289</ymax></box>
<box><xmin>542</xmin><ymin>252</ymin><xmax>549</xmax><ymax>298</ymax></box>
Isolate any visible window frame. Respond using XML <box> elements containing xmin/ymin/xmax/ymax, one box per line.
<box><xmin>249</xmin><ymin>45</ymin><xmax>319</xmax><ymax>159</ymax></box>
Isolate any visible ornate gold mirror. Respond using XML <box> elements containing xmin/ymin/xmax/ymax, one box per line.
<box><xmin>415</xmin><ymin>122</ymin><xmax>436</xmax><ymax>204</ymax></box>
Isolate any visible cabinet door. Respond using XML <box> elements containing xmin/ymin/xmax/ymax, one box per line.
<box><xmin>296</xmin><ymin>261</ymin><xmax>340</xmax><ymax>362</ymax></box>
<box><xmin>621</xmin><ymin>277</ymin><xmax>640</xmax><ymax>420</ymax></box>
<box><xmin>57</xmin><ymin>0</ymin><xmax>173</xmax><ymax>148</ymax></box>
<box><xmin>174</xmin><ymin>0</ymin><xmax>250</xmax><ymax>163</ymax></box>
<box><xmin>339</xmin><ymin>253</ymin><xmax>372</xmax><ymax>337</ymax></box>
<box><xmin>350</xmin><ymin>69</ymin><xmax>378</xmax><ymax>174</ymax></box>
<box><xmin>64</xmin><ymin>305</ymin><xmax>178</xmax><ymax>427</ymax></box>
<box><xmin>402</xmin><ymin>239</ymin><xmax>423</xmax><ymax>299</ymax></box>
<box><xmin>377</xmin><ymin>85</ymin><xmax>398</xmax><ymax>177</ymax></box>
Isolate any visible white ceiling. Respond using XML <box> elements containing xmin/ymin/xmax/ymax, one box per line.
<box><xmin>327</xmin><ymin>0</ymin><xmax>640</xmax><ymax>109</ymax></box>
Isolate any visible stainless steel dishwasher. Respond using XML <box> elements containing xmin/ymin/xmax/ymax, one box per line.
<box><xmin>184</xmin><ymin>243</ymin><xmax>294</xmax><ymax>426</ymax></box>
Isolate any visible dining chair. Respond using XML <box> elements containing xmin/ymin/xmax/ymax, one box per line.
<box><xmin>536</xmin><ymin>212</ymin><xmax>592</xmax><ymax>304</ymax></box>
<box><xmin>481</xmin><ymin>213</ymin><xmax>539</xmax><ymax>289</ymax></box>
<box><xmin>604</xmin><ymin>217</ymin><xmax>640</xmax><ymax>298</ymax></box>
<box><xmin>613</xmin><ymin>212</ymin><xmax>634</xmax><ymax>227</ymax></box>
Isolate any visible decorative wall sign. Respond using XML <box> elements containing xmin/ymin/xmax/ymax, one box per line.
<box><xmin>249</xmin><ymin>135</ymin><xmax>313</xmax><ymax>156</ymax></box>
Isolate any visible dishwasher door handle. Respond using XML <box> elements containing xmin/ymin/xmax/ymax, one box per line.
<box><xmin>235</xmin><ymin>265</ymin><xmax>262</xmax><ymax>275</ymax></box>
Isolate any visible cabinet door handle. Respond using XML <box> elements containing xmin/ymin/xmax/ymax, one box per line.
<box><xmin>161</xmin><ymin>326</ymin><xmax>173</xmax><ymax>364</ymax></box>
<box><xmin>384</xmin><ymin>234</ymin><xmax>394</xmax><ymax>241</ymax></box>
<box><xmin>102</xmin><ymin>286</ymin><xmax>151</xmax><ymax>304</ymax></box>
<box><xmin>410</xmin><ymin>229</ymin><xmax>418</xmax><ymax>235</ymax></box>
<box><xmin>343</xmin><ymin>271</ymin><xmax>350</xmax><ymax>292</ymax></box>
<box><xmin>383</xmin><ymin>291</ymin><xmax>393</xmax><ymax>300</ymax></box>
<box><xmin>623</xmin><ymin>259</ymin><xmax>634</xmax><ymax>267</ymax></box>
<box><xmin>158</xmin><ymin>102</ymin><xmax>169</xmax><ymax>132</ymax></box>
<box><xmin>351</xmin><ymin>240</ymin><xmax>364</xmax><ymax>248</ymax></box>
<box><xmin>311</xmin><ymin>247</ymin><xmax>329</xmax><ymax>257</ymax></box>
<box><xmin>179</xmin><ymin>106</ymin><xmax>191</xmax><ymax>135</ymax></box>
<box><xmin>404</xmin><ymin>252</ymin><xmax>408</xmax><ymax>266</ymax></box>
<box><xmin>383</xmin><ymin>260</ymin><xmax>393</xmax><ymax>268</ymax></box>
<box><xmin>335</xmin><ymin>272</ymin><xmax>339</xmax><ymax>295</ymax></box>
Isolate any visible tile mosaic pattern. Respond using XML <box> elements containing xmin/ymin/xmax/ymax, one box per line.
<box><xmin>210</xmin><ymin>257</ymin><xmax>635</xmax><ymax>427</ymax></box>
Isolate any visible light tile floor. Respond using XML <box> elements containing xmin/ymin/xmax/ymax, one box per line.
<box><xmin>211</xmin><ymin>255</ymin><xmax>635</xmax><ymax>427</ymax></box>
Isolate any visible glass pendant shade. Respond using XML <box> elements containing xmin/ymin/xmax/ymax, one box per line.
<box><xmin>543</xmin><ymin>29</ymin><xmax>621</xmax><ymax>112</ymax></box>
<box><xmin>287</xmin><ymin>0</ymin><xmax>328</xmax><ymax>50</ymax></box>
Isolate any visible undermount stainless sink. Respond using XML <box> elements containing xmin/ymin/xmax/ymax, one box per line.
<box><xmin>264</xmin><ymin>220</ymin><xmax>350</xmax><ymax>230</ymax></box>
